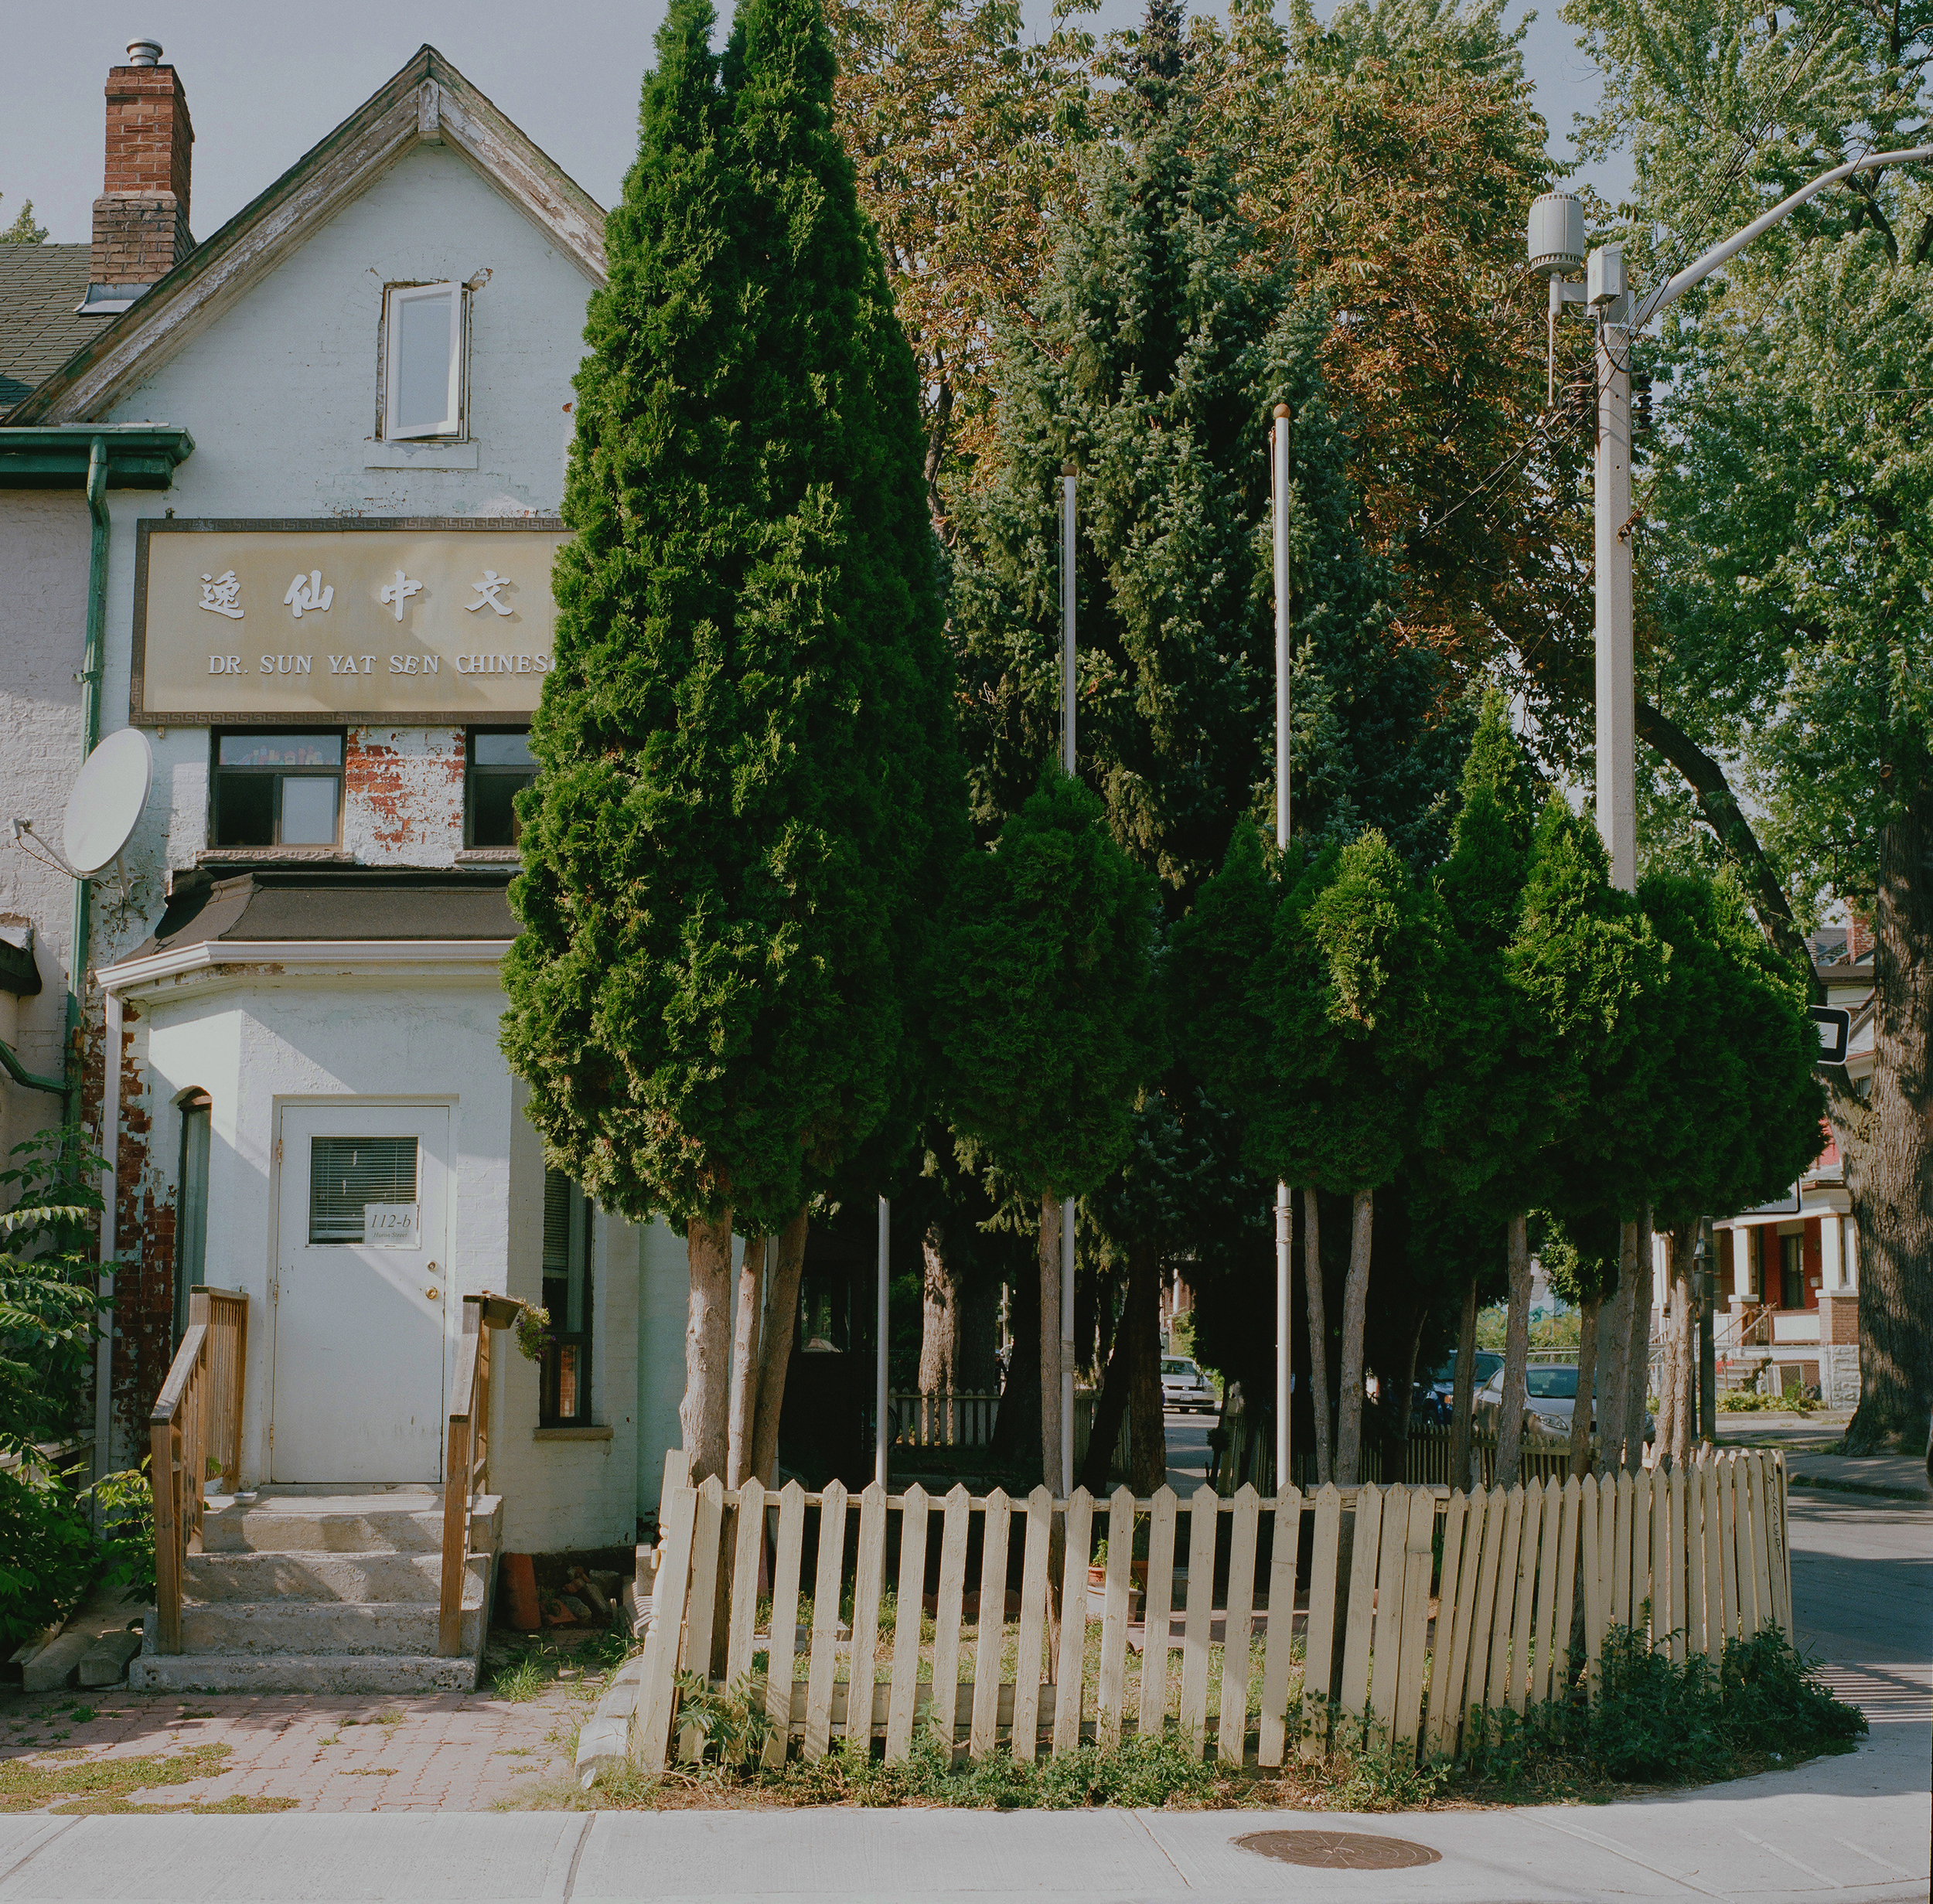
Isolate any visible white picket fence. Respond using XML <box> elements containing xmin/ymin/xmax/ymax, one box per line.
<box><xmin>627</xmin><ymin>1447</ymin><xmax>1791</xmax><ymax>1772</ymax></box>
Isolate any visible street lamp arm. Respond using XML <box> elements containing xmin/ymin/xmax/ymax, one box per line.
<box><xmin>1635</xmin><ymin>145</ymin><xmax>1933</xmax><ymax>328</ymax></box>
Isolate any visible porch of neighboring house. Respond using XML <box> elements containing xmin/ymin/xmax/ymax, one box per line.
<box><xmin>1713</xmin><ymin>1180</ymin><xmax>1860</xmax><ymax>1406</ymax></box>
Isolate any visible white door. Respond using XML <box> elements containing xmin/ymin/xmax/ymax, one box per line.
<box><xmin>271</xmin><ymin>1104</ymin><xmax>451</xmax><ymax>1484</ymax></box>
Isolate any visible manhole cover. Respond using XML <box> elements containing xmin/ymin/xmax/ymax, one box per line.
<box><xmin>1235</xmin><ymin>1829</ymin><xmax>1442</xmax><ymax>1871</ymax></box>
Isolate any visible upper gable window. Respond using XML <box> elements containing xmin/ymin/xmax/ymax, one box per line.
<box><xmin>382</xmin><ymin>282</ymin><xmax>465</xmax><ymax>440</ymax></box>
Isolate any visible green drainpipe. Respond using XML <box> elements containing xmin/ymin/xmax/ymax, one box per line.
<box><xmin>66</xmin><ymin>437</ymin><xmax>108</xmax><ymax>1135</ymax></box>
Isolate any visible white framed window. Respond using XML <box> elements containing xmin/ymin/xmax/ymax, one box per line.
<box><xmin>382</xmin><ymin>281</ymin><xmax>465</xmax><ymax>440</ymax></box>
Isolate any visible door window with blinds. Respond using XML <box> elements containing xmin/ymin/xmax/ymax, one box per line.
<box><xmin>309</xmin><ymin>1137</ymin><xmax>419</xmax><ymax>1245</ymax></box>
<box><xmin>540</xmin><ymin>1170</ymin><xmax>593</xmax><ymax>1425</ymax></box>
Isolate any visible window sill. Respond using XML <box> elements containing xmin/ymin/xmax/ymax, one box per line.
<box><xmin>198</xmin><ymin>847</ymin><xmax>353</xmax><ymax>868</ymax></box>
<box><xmin>455</xmin><ymin>847</ymin><xmax>520</xmax><ymax>864</ymax></box>
<box><xmin>534</xmin><ymin>1423</ymin><xmax>612</xmax><ymax>1442</ymax></box>
<box><xmin>365</xmin><ymin>439</ymin><xmax>479</xmax><ymax>471</ymax></box>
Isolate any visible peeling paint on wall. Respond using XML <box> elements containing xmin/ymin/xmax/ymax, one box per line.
<box><xmin>344</xmin><ymin>726</ymin><xmax>465</xmax><ymax>863</ymax></box>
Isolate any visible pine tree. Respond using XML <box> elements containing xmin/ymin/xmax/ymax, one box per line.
<box><xmin>934</xmin><ymin>772</ymin><xmax>1159</xmax><ymax>1484</ymax></box>
<box><xmin>501</xmin><ymin>0</ymin><xmax>962</xmax><ymax>1483</ymax></box>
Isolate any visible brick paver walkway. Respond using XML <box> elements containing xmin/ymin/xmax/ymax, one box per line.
<box><xmin>0</xmin><ymin>1678</ymin><xmax>594</xmax><ymax>1812</ymax></box>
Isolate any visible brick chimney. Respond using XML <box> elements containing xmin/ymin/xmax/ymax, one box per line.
<box><xmin>90</xmin><ymin>39</ymin><xmax>194</xmax><ymax>293</ymax></box>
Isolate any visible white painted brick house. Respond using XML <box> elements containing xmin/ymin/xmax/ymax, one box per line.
<box><xmin>0</xmin><ymin>41</ymin><xmax>692</xmax><ymax>1594</ymax></box>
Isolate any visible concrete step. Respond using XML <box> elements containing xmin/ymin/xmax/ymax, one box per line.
<box><xmin>198</xmin><ymin>1492</ymin><xmax>500</xmax><ymax>1557</ymax></box>
<box><xmin>126</xmin><ymin>1650</ymin><xmax>479</xmax><ymax>1694</ymax></box>
<box><xmin>185</xmin><ymin>1550</ymin><xmax>443</xmax><ymax>1604</ymax></box>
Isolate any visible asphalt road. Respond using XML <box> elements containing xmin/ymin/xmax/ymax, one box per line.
<box><xmin>1161</xmin><ymin>1407</ymin><xmax>1212</xmax><ymax>1494</ymax></box>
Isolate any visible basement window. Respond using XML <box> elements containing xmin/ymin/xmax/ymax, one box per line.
<box><xmin>381</xmin><ymin>281</ymin><xmax>465</xmax><ymax>441</ymax></box>
<box><xmin>210</xmin><ymin>731</ymin><xmax>344</xmax><ymax>848</ymax></box>
<box><xmin>540</xmin><ymin>1170</ymin><xmax>593</xmax><ymax>1425</ymax></box>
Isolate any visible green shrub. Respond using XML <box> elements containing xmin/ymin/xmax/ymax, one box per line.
<box><xmin>0</xmin><ymin>1463</ymin><xmax>97</xmax><ymax>1649</ymax></box>
<box><xmin>1461</xmin><ymin>1621</ymin><xmax>1864</xmax><ymax>1789</ymax></box>
<box><xmin>85</xmin><ymin>1463</ymin><xmax>156</xmax><ymax>1602</ymax></box>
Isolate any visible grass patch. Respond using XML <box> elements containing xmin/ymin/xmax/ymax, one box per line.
<box><xmin>0</xmin><ymin>1743</ymin><xmax>233</xmax><ymax>1814</ymax></box>
<box><xmin>53</xmin><ymin>1791</ymin><xmax>300</xmax><ymax>1816</ymax></box>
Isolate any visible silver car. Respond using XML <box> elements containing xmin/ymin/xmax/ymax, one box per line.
<box><xmin>1161</xmin><ymin>1357</ymin><xmax>1216</xmax><ymax>1412</ymax></box>
<box><xmin>1476</xmin><ymin>1361</ymin><xmax>1590</xmax><ymax>1439</ymax></box>
<box><xmin>1476</xmin><ymin>1361</ymin><xmax>1655</xmax><ymax>1442</ymax></box>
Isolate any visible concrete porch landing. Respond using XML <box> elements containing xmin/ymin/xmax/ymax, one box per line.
<box><xmin>128</xmin><ymin>1489</ymin><xmax>500</xmax><ymax>1695</ymax></box>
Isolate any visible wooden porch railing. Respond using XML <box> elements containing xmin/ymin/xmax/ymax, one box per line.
<box><xmin>439</xmin><ymin>1293</ymin><xmax>519</xmax><ymax>1657</ymax></box>
<box><xmin>149</xmin><ymin>1286</ymin><xmax>247</xmax><ymax>1655</ymax></box>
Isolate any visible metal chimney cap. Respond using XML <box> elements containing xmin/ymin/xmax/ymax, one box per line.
<box><xmin>124</xmin><ymin>38</ymin><xmax>163</xmax><ymax>66</ymax></box>
<box><xmin>1526</xmin><ymin>191</ymin><xmax>1587</xmax><ymax>279</ymax></box>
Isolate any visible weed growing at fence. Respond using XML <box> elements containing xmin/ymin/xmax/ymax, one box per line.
<box><xmin>1457</xmin><ymin>1624</ymin><xmax>1865</xmax><ymax>1794</ymax></box>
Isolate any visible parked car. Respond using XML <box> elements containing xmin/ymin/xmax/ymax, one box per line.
<box><xmin>1416</xmin><ymin>1349</ymin><xmax>1505</xmax><ymax>1425</ymax></box>
<box><xmin>1161</xmin><ymin>1357</ymin><xmax>1217</xmax><ymax>1412</ymax></box>
<box><xmin>1474</xmin><ymin>1362</ymin><xmax>1655</xmax><ymax>1443</ymax></box>
<box><xmin>1476</xmin><ymin>1361</ymin><xmax>1589</xmax><ymax>1439</ymax></box>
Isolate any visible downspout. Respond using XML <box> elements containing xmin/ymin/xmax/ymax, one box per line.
<box><xmin>71</xmin><ymin>437</ymin><xmax>108</xmax><ymax>1132</ymax></box>
<box><xmin>79</xmin><ymin>438</ymin><xmax>111</xmax><ymax>1484</ymax></box>
<box><xmin>94</xmin><ymin>986</ymin><xmax>121</xmax><ymax>1487</ymax></box>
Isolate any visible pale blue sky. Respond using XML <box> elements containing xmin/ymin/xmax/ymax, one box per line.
<box><xmin>3</xmin><ymin>0</ymin><xmax>1628</xmax><ymax>248</ymax></box>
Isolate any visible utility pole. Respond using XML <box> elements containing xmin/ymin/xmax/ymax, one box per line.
<box><xmin>876</xmin><ymin>1197</ymin><xmax>890</xmax><ymax>1490</ymax></box>
<box><xmin>1272</xmin><ymin>404</ymin><xmax>1293</xmax><ymax>1493</ymax></box>
<box><xmin>1060</xmin><ymin>462</ymin><xmax>1077</xmax><ymax>1498</ymax></box>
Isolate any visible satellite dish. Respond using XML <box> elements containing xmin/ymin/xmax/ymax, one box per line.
<box><xmin>63</xmin><ymin>728</ymin><xmax>153</xmax><ymax>877</ymax></box>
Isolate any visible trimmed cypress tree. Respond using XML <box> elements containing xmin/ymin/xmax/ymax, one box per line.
<box><xmin>933</xmin><ymin>772</ymin><xmax>1159</xmax><ymax>1486</ymax></box>
<box><xmin>502</xmin><ymin>0</ymin><xmax>962</xmax><ymax>1483</ymax></box>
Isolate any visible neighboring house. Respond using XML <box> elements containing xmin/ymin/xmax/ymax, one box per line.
<box><xmin>0</xmin><ymin>39</ymin><xmax>698</xmax><ymax>1652</ymax></box>
<box><xmin>1700</xmin><ymin>926</ymin><xmax>1872</xmax><ymax>1406</ymax></box>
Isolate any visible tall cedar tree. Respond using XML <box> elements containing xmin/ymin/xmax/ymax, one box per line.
<box><xmin>934</xmin><ymin>772</ymin><xmax>1158</xmax><ymax>1484</ymax></box>
<box><xmin>1504</xmin><ymin>800</ymin><xmax>1666</xmax><ymax>1472</ymax></box>
<box><xmin>502</xmin><ymin>0</ymin><xmax>962</xmax><ymax>1483</ymax></box>
<box><xmin>1256</xmin><ymin>833</ymin><xmax>1445</xmax><ymax>1483</ymax></box>
<box><xmin>1416</xmin><ymin>694</ymin><xmax>1539</xmax><ymax>1482</ymax></box>
<box><xmin>1640</xmin><ymin>874</ymin><xmax>1822</xmax><ymax>1460</ymax></box>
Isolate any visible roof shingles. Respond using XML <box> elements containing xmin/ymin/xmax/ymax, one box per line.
<box><xmin>0</xmin><ymin>246</ymin><xmax>113</xmax><ymax>414</ymax></box>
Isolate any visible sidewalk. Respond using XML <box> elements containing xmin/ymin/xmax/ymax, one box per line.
<box><xmin>0</xmin><ymin>1742</ymin><xmax>1926</xmax><ymax>1903</ymax></box>
<box><xmin>1784</xmin><ymin>1451</ymin><xmax>1931</xmax><ymax>1502</ymax></box>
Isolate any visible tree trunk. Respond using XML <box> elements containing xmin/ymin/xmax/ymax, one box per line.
<box><xmin>919</xmin><ymin>1217</ymin><xmax>960</xmax><ymax>1442</ymax></box>
<box><xmin>1495</xmin><ymin>1213</ymin><xmax>1532</xmax><ymax>1487</ymax></box>
<box><xmin>1570</xmin><ymin>1290</ymin><xmax>1600</xmax><ymax>1478</ymax></box>
<box><xmin>1124</xmin><ymin>1235</ymin><xmax>1166</xmax><ymax>1495</ymax></box>
<box><xmin>1659</xmin><ymin>1226</ymin><xmax>1699</xmax><ymax>1469</ymax></box>
<box><xmin>1846</xmin><ymin>770</ymin><xmax>1933</xmax><ymax>1452</ymax></box>
<box><xmin>725</xmin><ymin>1233</ymin><xmax>765</xmax><ymax>1487</ymax></box>
<box><xmin>1079</xmin><ymin>1272</ymin><xmax>1132</xmax><ymax>1494</ymax></box>
<box><xmin>1303</xmin><ymin>1187</ymin><xmax>1332</xmax><ymax>1487</ymax></box>
<box><xmin>1334</xmin><ymin>1189</ymin><xmax>1375</xmax><ymax>1485</ymax></box>
<box><xmin>748</xmin><ymin>1207</ymin><xmax>809</xmax><ymax>1489</ymax></box>
<box><xmin>1598</xmin><ymin>1224</ymin><xmax>1638</xmax><ymax>1471</ymax></box>
<box><xmin>682</xmin><ymin>1211</ymin><xmax>735</xmax><ymax>1483</ymax></box>
<box><xmin>1623</xmin><ymin>1211</ymin><xmax>1655</xmax><ymax>1473</ymax></box>
<box><xmin>1450</xmin><ymin>1273</ymin><xmax>1479</xmax><ymax>1494</ymax></box>
<box><xmin>1039</xmin><ymin>1191</ymin><xmax>1062</xmax><ymax>1491</ymax></box>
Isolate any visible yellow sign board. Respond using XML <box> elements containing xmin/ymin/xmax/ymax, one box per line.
<box><xmin>132</xmin><ymin>519</ymin><xmax>571</xmax><ymax>724</ymax></box>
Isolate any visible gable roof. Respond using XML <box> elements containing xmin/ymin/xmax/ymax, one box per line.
<box><xmin>0</xmin><ymin>245</ymin><xmax>116</xmax><ymax>411</ymax></box>
<box><xmin>9</xmin><ymin>46</ymin><xmax>607</xmax><ymax>426</ymax></box>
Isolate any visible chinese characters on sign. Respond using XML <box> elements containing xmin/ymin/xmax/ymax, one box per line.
<box><xmin>138</xmin><ymin>523</ymin><xmax>569</xmax><ymax>720</ymax></box>
<box><xmin>379</xmin><ymin>570</ymin><xmax>424</xmax><ymax>621</ymax></box>
<box><xmin>283</xmin><ymin>570</ymin><xmax>333</xmax><ymax>618</ymax></box>
<box><xmin>199</xmin><ymin>571</ymin><xmax>244</xmax><ymax>619</ymax></box>
<box><xmin>466</xmin><ymin>570</ymin><xmax>513</xmax><ymax>616</ymax></box>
